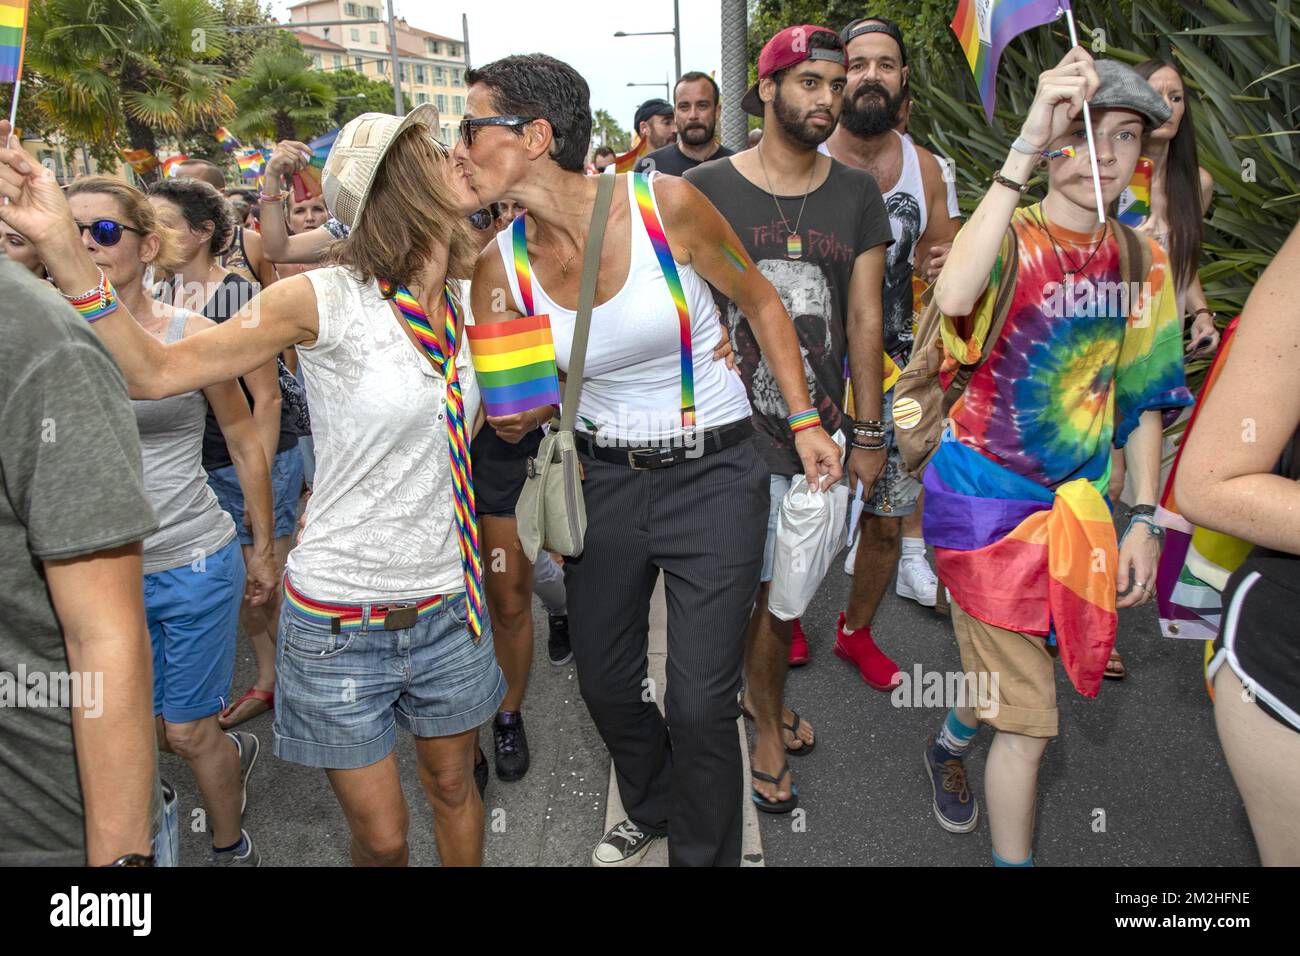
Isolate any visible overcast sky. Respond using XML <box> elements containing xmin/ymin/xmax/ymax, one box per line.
<box><xmin>270</xmin><ymin>0</ymin><xmax>727</xmax><ymax>132</ymax></box>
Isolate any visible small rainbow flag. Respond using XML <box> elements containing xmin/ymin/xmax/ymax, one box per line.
<box><xmin>951</xmin><ymin>0</ymin><xmax>1068</xmax><ymax>123</ymax></box>
<box><xmin>290</xmin><ymin>128</ymin><xmax>336</xmax><ymax>201</ymax></box>
<box><xmin>1117</xmin><ymin>156</ymin><xmax>1152</xmax><ymax>227</ymax></box>
<box><xmin>214</xmin><ymin>127</ymin><xmax>241</xmax><ymax>151</ymax></box>
<box><xmin>160</xmin><ymin>154</ymin><xmax>189</xmax><ymax>178</ymax></box>
<box><xmin>464</xmin><ymin>314</ymin><xmax>563</xmax><ymax>417</ymax></box>
<box><xmin>234</xmin><ymin>147</ymin><xmax>269</xmax><ymax>180</ymax></box>
<box><xmin>119</xmin><ymin>147</ymin><xmax>158</xmax><ymax>174</ymax></box>
<box><xmin>0</xmin><ymin>0</ymin><xmax>29</xmax><ymax>86</ymax></box>
<box><xmin>614</xmin><ymin>134</ymin><xmax>648</xmax><ymax>174</ymax></box>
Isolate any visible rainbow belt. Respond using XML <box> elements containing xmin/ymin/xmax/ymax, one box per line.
<box><xmin>283</xmin><ymin>576</ymin><xmax>447</xmax><ymax>634</ymax></box>
<box><xmin>510</xmin><ymin>171</ymin><xmax>696</xmax><ymax>430</ymax></box>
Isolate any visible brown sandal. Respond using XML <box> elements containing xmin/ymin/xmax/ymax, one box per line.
<box><xmin>1104</xmin><ymin>649</ymin><xmax>1127</xmax><ymax>681</ymax></box>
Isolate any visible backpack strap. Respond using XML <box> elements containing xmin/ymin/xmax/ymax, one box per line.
<box><xmin>977</xmin><ymin>224</ymin><xmax>1020</xmax><ymax>364</ymax></box>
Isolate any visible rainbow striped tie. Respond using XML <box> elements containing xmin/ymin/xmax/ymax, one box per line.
<box><xmin>379</xmin><ymin>278</ymin><xmax>484</xmax><ymax>642</ymax></box>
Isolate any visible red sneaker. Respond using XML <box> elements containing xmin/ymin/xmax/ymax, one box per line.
<box><xmin>788</xmin><ymin>618</ymin><xmax>810</xmax><ymax>667</ymax></box>
<box><xmin>833</xmin><ymin>612</ymin><xmax>902</xmax><ymax>691</ymax></box>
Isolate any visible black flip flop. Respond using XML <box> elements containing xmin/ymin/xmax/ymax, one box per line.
<box><xmin>740</xmin><ymin>703</ymin><xmax>817</xmax><ymax>756</ymax></box>
<box><xmin>751</xmin><ymin>763</ymin><xmax>799</xmax><ymax>814</ymax></box>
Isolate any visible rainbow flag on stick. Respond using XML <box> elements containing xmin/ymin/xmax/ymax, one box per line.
<box><xmin>160</xmin><ymin>154</ymin><xmax>189</xmax><ymax>178</ymax></box>
<box><xmin>214</xmin><ymin>127</ymin><xmax>241</xmax><ymax>151</ymax></box>
<box><xmin>290</xmin><ymin>128</ymin><xmax>336</xmax><ymax>201</ymax></box>
<box><xmin>464</xmin><ymin>314</ymin><xmax>563</xmax><ymax>417</ymax></box>
<box><xmin>119</xmin><ymin>147</ymin><xmax>159</xmax><ymax>175</ymax></box>
<box><xmin>2</xmin><ymin>0</ymin><xmax>30</xmax><ymax>126</ymax></box>
<box><xmin>951</xmin><ymin>0</ymin><xmax>1068</xmax><ymax>123</ymax></box>
<box><xmin>234</xmin><ymin>147</ymin><xmax>269</xmax><ymax>180</ymax></box>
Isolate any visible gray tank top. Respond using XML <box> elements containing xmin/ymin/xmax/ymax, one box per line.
<box><xmin>132</xmin><ymin>309</ymin><xmax>235</xmax><ymax>574</ymax></box>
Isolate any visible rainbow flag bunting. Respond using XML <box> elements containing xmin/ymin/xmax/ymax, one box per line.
<box><xmin>1117</xmin><ymin>156</ymin><xmax>1152</xmax><ymax>227</ymax></box>
<box><xmin>0</xmin><ymin>0</ymin><xmax>29</xmax><ymax>85</ymax></box>
<box><xmin>464</xmin><ymin>314</ymin><xmax>563</xmax><ymax>417</ymax></box>
<box><xmin>290</xmin><ymin>128</ymin><xmax>336</xmax><ymax>201</ymax></box>
<box><xmin>951</xmin><ymin>0</ymin><xmax>1068</xmax><ymax>123</ymax></box>
<box><xmin>119</xmin><ymin>147</ymin><xmax>159</xmax><ymax>175</ymax></box>
<box><xmin>234</xmin><ymin>147</ymin><xmax>269</xmax><ymax>180</ymax></box>
<box><xmin>214</xmin><ymin>126</ymin><xmax>241</xmax><ymax>151</ymax></box>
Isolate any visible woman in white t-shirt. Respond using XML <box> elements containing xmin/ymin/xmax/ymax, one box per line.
<box><xmin>0</xmin><ymin>107</ymin><xmax>504</xmax><ymax>867</ymax></box>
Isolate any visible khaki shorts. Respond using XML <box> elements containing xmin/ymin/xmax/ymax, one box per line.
<box><xmin>951</xmin><ymin>601</ymin><xmax>1059</xmax><ymax>738</ymax></box>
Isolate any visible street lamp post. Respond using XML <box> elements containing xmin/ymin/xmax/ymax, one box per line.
<box><xmin>386</xmin><ymin>0</ymin><xmax>403</xmax><ymax>116</ymax></box>
<box><xmin>614</xmin><ymin>0</ymin><xmax>682</xmax><ymax>88</ymax></box>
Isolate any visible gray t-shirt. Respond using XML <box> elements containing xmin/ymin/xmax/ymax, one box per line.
<box><xmin>0</xmin><ymin>261</ymin><xmax>158</xmax><ymax>865</ymax></box>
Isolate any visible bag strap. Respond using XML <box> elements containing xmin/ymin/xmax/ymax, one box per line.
<box><xmin>1109</xmin><ymin>218</ymin><xmax>1151</xmax><ymax>291</ymax></box>
<box><xmin>631</xmin><ymin>171</ymin><xmax>696</xmax><ymax>430</ymax></box>
<box><xmin>558</xmin><ymin>171</ymin><xmax>617</xmax><ymax>433</ymax></box>
<box><xmin>977</xmin><ymin>223</ymin><xmax>1020</xmax><ymax>364</ymax></box>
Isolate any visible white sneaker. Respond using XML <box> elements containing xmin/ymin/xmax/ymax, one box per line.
<box><xmin>843</xmin><ymin>534</ymin><xmax>860</xmax><ymax>575</ymax></box>
<box><xmin>896</xmin><ymin>556</ymin><xmax>938</xmax><ymax>607</ymax></box>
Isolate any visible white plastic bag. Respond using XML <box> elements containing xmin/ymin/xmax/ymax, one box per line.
<box><xmin>768</xmin><ymin>468</ymin><xmax>850</xmax><ymax>622</ymax></box>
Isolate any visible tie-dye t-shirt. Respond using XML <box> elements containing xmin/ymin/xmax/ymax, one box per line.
<box><xmin>947</xmin><ymin>204</ymin><xmax>1193</xmax><ymax>490</ymax></box>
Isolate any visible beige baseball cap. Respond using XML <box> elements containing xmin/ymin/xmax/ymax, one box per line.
<box><xmin>321</xmin><ymin>103</ymin><xmax>444</xmax><ymax>231</ymax></box>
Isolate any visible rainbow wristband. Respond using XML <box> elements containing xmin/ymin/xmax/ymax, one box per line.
<box><xmin>788</xmin><ymin>408</ymin><xmax>821</xmax><ymax>433</ymax></box>
<box><xmin>67</xmin><ymin>277</ymin><xmax>119</xmax><ymax>323</ymax></box>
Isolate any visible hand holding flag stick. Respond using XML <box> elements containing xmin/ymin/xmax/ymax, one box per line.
<box><xmin>1060</xmin><ymin>6</ymin><xmax>1107</xmax><ymax>223</ymax></box>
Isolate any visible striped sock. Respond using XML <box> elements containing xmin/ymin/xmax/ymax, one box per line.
<box><xmin>935</xmin><ymin>708</ymin><xmax>978</xmax><ymax>759</ymax></box>
<box><xmin>993</xmin><ymin>850</ymin><xmax>1033</xmax><ymax>867</ymax></box>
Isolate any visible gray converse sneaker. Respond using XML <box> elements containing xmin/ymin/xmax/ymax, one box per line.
<box><xmin>227</xmin><ymin>731</ymin><xmax>260</xmax><ymax>815</ymax></box>
<box><xmin>591</xmin><ymin>819</ymin><xmax>662</xmax><ymax>866</ymax></box>
<box><xmin>210</xmin><ymin>829</ymin><xmax>260</xmax><ymax>867</ymax></box>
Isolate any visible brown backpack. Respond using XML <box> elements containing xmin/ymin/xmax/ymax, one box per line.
<box><xmin>893</xmin><ymin>217</ymin><xmax>1151</xmax><ymax>478</ymax></box>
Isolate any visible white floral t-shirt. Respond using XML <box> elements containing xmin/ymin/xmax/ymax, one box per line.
<box><xmin>287</xmin><ymin>267</ymin><xmax>479</xmax><ymax>601</ymax></box>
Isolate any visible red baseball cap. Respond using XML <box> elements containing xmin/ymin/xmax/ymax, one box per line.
<box><xmin>741</xmin><ymin>24</ymin><xmax>846</xmax><ymax>118</ymax></box>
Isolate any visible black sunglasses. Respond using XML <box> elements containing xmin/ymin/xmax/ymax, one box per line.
<box><xmin>75</xmin><ymin>219</ymin><xmax>146</xmax><ymax>247</ymax></box>
<box><xmin>459</xmin><ymin>115</ymin><xmax>538</xmax><ymax>147</ymax></box>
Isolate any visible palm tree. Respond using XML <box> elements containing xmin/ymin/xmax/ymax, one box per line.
<box><xmin>26</xmin><ymin>0</ymin><xmax>233</xmax><ymax>178</ymax></box>
<box><xmin>229</xmin><ymin>41</ymin><xmax>336</xmax><ymax>143</ymax></box>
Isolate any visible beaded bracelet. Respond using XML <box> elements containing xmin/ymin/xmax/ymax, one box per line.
<box><xmin>852</xmin><ymin>439</ymin><xmax>886</xmax><ymax>451</ymax></box>
<box><xmin>788</xmin><ymin>409</ymin><xmax>821</xmax><ymax>433</ymax></box>
<box><xmin>63</xmin><ymin>271</ymin><xmax>119</xmax><ymax>323</ymax></box>
<box><xmin>259</xmin><ymin>191</ymin><xmax>286</xmax><ymax>203</ymax></box>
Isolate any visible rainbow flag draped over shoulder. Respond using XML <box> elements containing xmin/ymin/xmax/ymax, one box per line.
<box><xmin>291</xmin><ymin>128</ymin><xmax>337</xmax><ymax>201</ymax></box>
<box><xmin>951</xmin><ymin>0</ymin><xmax>1069</xmax><ymax>123</ymax></box>
<box><xmin>0</xmin><ymin>0</ymin><xmax>29</xmax><ymax>85</ymax></box>
<box><xmin>923</xmin><ymin>439</ymin><xmax>1118</xmax><ymax>698</ymax></box>
<box><xmin>464</xmin><ymin>314</ymin><xmax>563</xmax><ymax>417</ymax></box>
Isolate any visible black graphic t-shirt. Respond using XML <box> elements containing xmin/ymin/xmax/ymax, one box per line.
<box><xmin>685</xmin><ymin>158</ymin><xmax>893</xmax><ymax>475</ymax></box>
<box><xmin>881</xmin><ymin>189</ymin><xmax>923</xmax><ymax>365</ymax></box>
<box><xmin>636</xmin><ymin>142</ymin><xmax>735</xmax><ymax>177</ymax></box>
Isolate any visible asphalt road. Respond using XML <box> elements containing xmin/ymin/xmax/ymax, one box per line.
<box><xmin>163</xmin><ymin>550</ymin><xmax>1257</xmax><ymax>867</ymax></box>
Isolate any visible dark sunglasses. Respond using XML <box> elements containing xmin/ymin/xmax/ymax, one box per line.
<box><xmin>459</xmin><ymin>115</ymin><xmax>538</xmax><ymax>147</ymax></box>
<box><xmin>466</xmin><ymin>208</ymin><xmax>494</xmax><ymax>231</ymax></box>
<box><xmin>75</xmin><ymin>219</ymin><xmax>146</xmax><ymax>247</ymax></box>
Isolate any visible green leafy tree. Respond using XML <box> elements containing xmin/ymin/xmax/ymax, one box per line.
<box><xmin>26</xmin><ymin>0</ymin><xmax>233</xmax><ymax>178</ymax></box>
<box><xmin>317</xmin><ymin>69</ymin><xmax>411</xmax><ymax>138</ymax></box>
<box><xmin>228</xmin><ymin>35</ymin><xmax>336</xmax><ymax>142</ymax></box>
<box><xmin>592</xmin><ymin>108</ymin><xmax>629</xmax><ymax>153</ymax></box>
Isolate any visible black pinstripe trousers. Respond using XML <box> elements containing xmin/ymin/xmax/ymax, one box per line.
<box><xmin>564</xmin><ymin>436</ymin><xmax>769</xmax><ymax>866</ymax></box>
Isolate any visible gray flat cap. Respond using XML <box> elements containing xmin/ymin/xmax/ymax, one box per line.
<box><xmin>1090</xmin><ymin>60</ymin><xmax>1173</xmax><ymax>129</ymax></box>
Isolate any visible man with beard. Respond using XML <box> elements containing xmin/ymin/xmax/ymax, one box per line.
<box><xmin>820</xmin><ymin>18</ymin><xmax>961</xmax><ymax>690</ymax></box>
<box><xmin>633</xmin><ymin>98</ymin><xmax>678</xmax><ymax>153</ymax></box>
<box><xmin>686</xmin><ymin>24</ymin><xmax>892</xmax><ymax>812</ymax></box>
<box><xmin>637</xmin><ymin>72</ymin><xmax>735</xmax><ymax>176</ymax></box>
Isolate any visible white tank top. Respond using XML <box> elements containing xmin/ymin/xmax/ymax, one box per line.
<box><xmin>287</xmin><ymin>267</ymin><xmax>480</xmax><ymax>601</ymax></box>
<box><xmin>495</xmin><ymin>172</ymin><xmax>751</xmax><ymax>443</ymax></box>
<box><xmin>820</xmin><ymin>129</ymin><xmax>930</xmax><ymax>264</ymax></box>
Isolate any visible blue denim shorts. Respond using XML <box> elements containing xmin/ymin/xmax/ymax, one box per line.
<box><xmin>145</xmin><ymin>535</ymin><xmax>243</xmax><ymax>723</ymax></box>
<box><xmin>207</xmin><ymin>445</ymin><xmax>304</xmax><ymax>545</ymax></box>
<box><xmin>863</xmin><ymin>387</ymin><xmax>921</xmax><ymax>518</ymax></box>
<box><xmin>271</xmin><ymin>585</ymin><xmax>506</xmax><ymax>770</ymax></box>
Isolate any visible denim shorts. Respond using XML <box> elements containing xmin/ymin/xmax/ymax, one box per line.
<box><xmin>145</xmin><ymin>535</ymin><xmax>243</xmax><ymax>723</ymax></box>
<box><xmin>207</xmin><ymin>445</ymin><xmax>304</xmax><ymax>545</ymax></box>
<box><xmin>863</xmin><ymin>387</ymin><xmax>922</xmax><ymax>518</ymax></box>
<box><xmin>271</xmin><ymin>585</ymin><xmax>506</xmax><ymax>770</ymax></box>
<box><xmin>761</xmin><ymin>474</ymin><xmax>792</xmax><ymax>584</ymax></box>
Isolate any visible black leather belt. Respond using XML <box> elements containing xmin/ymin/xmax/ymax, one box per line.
<box><xmin>575</xmin><ymin>419</ymin><xmax>753</xmax><ymax>470</ymax></box>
